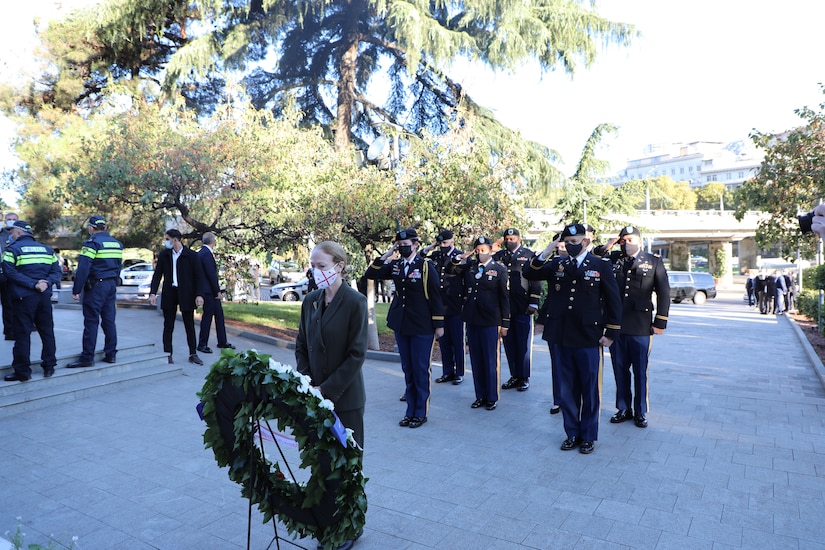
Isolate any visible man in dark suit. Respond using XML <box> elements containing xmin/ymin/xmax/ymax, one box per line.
<box><xmin>197</xmin><ymin>232</ymin><xmax>235</xmax><ymax>354</ymax></box>
<box><xmin>365</xmin><ymin>228</ymin><xmax>444</xmax><ymax>429</ymax></box>
<box><xmin>149</xmin><ymin>229</ymin><xmax>206</xmax><ymax>365</ymax></box>
<box><xmin>601</xmin><ymin>226</ymin><xmax>669</xmax><ymax>429</ymax></box>
<box><xmin>528</xmin><ymin>224</ymin><xmax>622</xmax><ymax>454</ymax></box>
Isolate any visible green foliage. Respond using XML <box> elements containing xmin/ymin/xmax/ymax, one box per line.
<box><xmin>795</xmin><ymin>289</ymin><xmax>820</xmax><ymax>323</ymax></box>
<box><xmin>735</xmin><ymin>87</ymin><xmax>825</xmax><ymax>260</ymax></box>
<box><xmin>220</xmin><ymin>301</ymin><xmax>393</xmax><ymax>335</ymax></box>
<box><xmin>711</xmin><ymin>248</ymin><xmax>727</xmax><ymax>279</ymax></box>
<box><xmin>802</xmin><ymin>264</ymin><xmax>825</xmax><ymax>291</ymax></box>
<box><xmin>695</xmin><ymin>182</ymin><xmax>729</xmax><ymax>210</ymax></box>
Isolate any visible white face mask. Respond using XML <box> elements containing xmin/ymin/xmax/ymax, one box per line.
<box><xmin>5</xmin><ymin>220</ymin><xmax>15</xmax><ymax>229</ymax></box>
<box><xmin>164</xmin><ymin>240</ymin><xmax>173</xmax><ymax>249</ymax></box>
<box><xmin>313</xmin><ymin>267</ymin><xmax>339</xmax><ymax>289</ymax></box>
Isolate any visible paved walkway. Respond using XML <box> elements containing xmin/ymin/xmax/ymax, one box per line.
<box><xmin>1</xmin><ymin>292</ymin><xmax>824</xmax><ymax>549</ymax></box>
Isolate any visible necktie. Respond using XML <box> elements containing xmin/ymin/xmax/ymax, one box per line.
<box><xmin>404</xmin><ymin>262</ymin><xmax>410</xmax><ymax>277</ymax></box>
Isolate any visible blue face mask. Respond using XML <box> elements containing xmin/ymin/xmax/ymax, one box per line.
<box><xmin>164</xmin><ymin>240</ymin><xmax>173</xmax><ymax>250</ymax></box>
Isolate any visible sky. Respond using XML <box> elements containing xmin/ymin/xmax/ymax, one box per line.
<box><xmin>2</xmin><ymin>0</ymin><xmax>825</xmax><ymax>205</ymax></box>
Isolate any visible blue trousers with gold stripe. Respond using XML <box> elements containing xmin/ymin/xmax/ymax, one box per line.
<box><xmin>438</xmin><ymin>314</ymin><xmax>465</xmax><ymax>378</ymax></box>
<box><xmin>557</xmin><ymin>345</ymin><xmax>602</xmax><ymax>441</ymax></box>
<box><xmin>609</xmin><ymin>334</ymin><xmax>651</xmax><ymax>415</ymax></box>
<box><xmin>467</xmin><ymin>324</ymin><xmax>501</xmax><ymax>403</ymax></box>
<box><xmin>503</xmin><ymin>313</ymin><xmax>533</xmax><ymax>379</ymax></box>
<box><xmin>395</xmin><ymin>333</ymin><xmax>434</xmax><ymax>419</ymax></box>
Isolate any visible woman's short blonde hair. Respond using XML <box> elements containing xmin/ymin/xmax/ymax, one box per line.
<box><xmin>314</xmin><ymin>241</ymin><xmax>348</xmax><ymax>266</ymax></box>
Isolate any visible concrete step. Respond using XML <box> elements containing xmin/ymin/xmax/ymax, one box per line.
<box><xmin>0</xmin><ymin>342</ymin><xmax>158</xmax><ymax>377</ymax></box>
<box><xmin>0</xmin><ymin>344</ymin><xmax>181</xmax><ymax>418</ymax></box>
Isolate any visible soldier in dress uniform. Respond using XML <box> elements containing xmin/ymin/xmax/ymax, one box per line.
<box><xmin>450</xmin><ymin>236</ymin><xmax>510</xmax><ymax>410</ymax></box>
<box><xmin>69</xmin><ymin>215</ymin><xmax>124</xmax><ymax>367</ymax></box>
<box><xmin>527</xmin><ymin>224</ymin><xmax>622</xmax><ymax>454</ymax></box>
<box><xmin>600</xmin><ymin>226</ymin><xmax>669</xmax><ymax>429</ymax></box>
<box><xmin>421</xmin><ymin>229</ymin><xmax>465</xmax><ymax>384</ymax></box>
<box><xmin>2</xmin><ymin>221</ymin><xmax>62</xmax><ymax>382</ymax></box>
<box><xmin>365</xmin><ymin>228</ymin><xmax>444</xmax><ymax>429</ymax></box>
<box><xmin>493</xmin><ymin>228</ymin><xmax>541</xmax><ymax>392</ymax></box>
<box><xmin>530</xmin><ymin>233</ymin><xmax>566</xmax><ymax>415</ymax></box>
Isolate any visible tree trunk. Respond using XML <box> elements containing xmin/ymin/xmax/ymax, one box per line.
<box><xmin>334</xmin><ymin>26</ymin><xmax>359</xmax><ymax>151</ymax></box>
<box><xmin>366</xmin><ymin>279</ymin><xmax>380</xmax><ymax>350</ymax></box>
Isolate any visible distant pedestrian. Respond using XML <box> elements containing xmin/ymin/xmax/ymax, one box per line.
<box><xmin>773</xmin><ymin>269</ymin><xmax>787</xmax><ymax>315</ymax></box>
<box><xmin>248</xmin><ymin>260</ymin><xmax>261</xmax><ymax>302</ymax></box>
<box><xmin>197</xmin><ymin>232</ymin><xmax>235</xmax><ymax>354</ymax></box>
<box><xmin>745</xmin><ymin>271</ymin><xmax>755</xmax><ymax>307</ymax></box>
<box><xmin>0</xmin><ymin>211</ymin><xmax>19</xmax><ymax>340</ymax></box>
<box><xmin>2</xmin><ymin>221</ymin><xmax>61</xmax><ymax>382</ymax></box>
<box><xmin>149</xmin><ymin>229</ymin><xmax>206</xmax><ymax>365</ymax></box>
<box><xmin>68</xmin><ymin>216</ymin><xmax>124</xmax><ymax>368</ymax></box>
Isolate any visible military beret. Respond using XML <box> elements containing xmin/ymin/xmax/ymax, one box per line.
<box><xmin>12</xmin><ymin>220</ymin><xmax>32</xmax><ymax>234</ymax></box>
<box><xmin>561</xmin><ymin>224</ymin><xmax>586</xmax><ymax>238</ymax></box>
<box><xmin>619</xmin><ymin>225</ymin><xmax>641</xmax><ymax>238</ymax></box>
<box><xmin>88</xmin><ymin>215</ymin><xmax>107</xmax><ymax>228</ymax></box>
<box><xmin>502</xmin><ymin>227</ymin><xmax>520</xmax><ymax>237</ymax></box>
<box><xmin>395</xmin><ymin>228</ymin><xmax>419</xmax><ymax>242</ymax></box>
<box><xmin>473</xmin><ymin>236</ymin><xmax>492</xmax><ymax>248</ymax></box>
<box><xmin>436</xmin><ymin>229</ymin><xmax>454</xmax><ymax>242</ymax></box>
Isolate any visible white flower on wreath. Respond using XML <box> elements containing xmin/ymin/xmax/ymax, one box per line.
<box><xmin>318</xmin><ymin>398</ymin><xmax>334</xmax><ymax>411</ymax></box>
<box><xmin>308</xmin><ymin>385</ymin><xmax>324</xmax><ymax>401</ymax></box>
<box><xmin>268</xmin><ymin>359</ymin><xmax>292</xmax><ymax>375</ymax></box>
<box><xmin>296</xmin><ymin>374</ymin><xmax>312</xmax><ymax>394</ymax></box>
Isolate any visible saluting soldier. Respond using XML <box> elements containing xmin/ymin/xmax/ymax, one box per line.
<box><xmin>69</xmin><ymin>215</ymin><xmax>124</xmax><ymax>367</ymax></box>
<box><xmin>366</xmin><ymin>228</ymin><xmax>444</xmax><ymax>429</ymax></box>
<box><xmin>529</xmin><ymin>233</ymin><xmax>566</xmax><ymax>415</ymax></box>
<box><xmin>528</xmin><ymin>224</ymin><xmax>621</xmax><ymax>454</ymax></box>
<box><xmin>601</xmin><ymin>226</ymin><xmax>669</xmax><ymax>429</ymax></box>
<box><xmin>421</xmin><ymin>229</ymin><xmax>465</xmax><ymax>384</ymax></box>
<box><xmin>450</xmin><ymin>236</ymin><xmax>510</xmax><ymax>410</ymax></box>
<box><xmin>493</xmin><ymin>228</ymin><xmax>541</xmax><ymax>392</ymax></box>
<box><xmin>2</xmin><ymin>221</ymin><xmax>62</xmax><ymax>382</ymax></box>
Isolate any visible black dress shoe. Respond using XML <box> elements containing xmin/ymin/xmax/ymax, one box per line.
<box><xmin>217</xmin><ymin>343</ymin><xmax>236</xmax><ymax>349</ymax></box>
<box><xmin>408</xmin><ymin>416</ymin><xmax>427</xmax><ymax>428</ymax></box>
<box><xmin>485</xmin><ymin>401</ymin><xmax>497</xmax><ymax>411</ymax></box>
<box><xmin>66</xmin><ymin>360</ymin><xmax>93</xmax><ymax>369</ymax></box>
<box><xmin>43</xmin><ymin>367</ymin><xmax>55</xmax><ymax>378</ymax></box>
<box><xmin>452</xmin><ymin>376</ymin><xmax>463</xmax><ymax>385</ymax></box>
<box><xmin>197</xmin><ymin>346</ymin><xmax>213</xmax><ymax>354</ymax></box>
<box><xmin>4</xmin><ymin>373</ymin><xmax>30</xmax><ymax>382</ymax></box>
<box><xmin>610</xmin><ymin>409</ymin><xmax>633</xmax><ymax>423</ymax></box>
<box><xmin>167</xmin><ymin>356</ymin><xmax>174</xmax><ymax>364</ymax></box>
<box><xmin>560</xmin><ymin>437</ymin><xmax>580</xmax><ymax>451</ymax></box>
<box><xmin>398</xmin><ymin>417</ymin><xmax>411</xmax><ymax>427</ymax></box>
<box><xmin>471</xmin><ymin>398</ymin><xmax>485</xmax><ymax>408</ymax></box>
<box><xmin>517</xmin><ymin>378</ymin><xmax>530</xmax><ymax>391</ymax></box>
<box><xmin>634</xmin><ymin>415</ymin><xmax>648</xmax><ymax>428</ymax></box>
<box><xmin>188</xmin><ymin>354</ymin><xmax>204</xmax><ymax>365</ymax></box>
<box><xmin>399</xmin><ymin>394</ymin><xmax>406</xmax><ymax>401</ymax></box>
<box><xmin>102</xmin><ymin>355</ymin><xmax>116</xmax><ymax>364</ymax></box>
<box><xmin>501</xmin><ymin>376</ymin><xmax>519</xmax><ymax>389</ymax></box>
<box><xmin>435</xmin><ymin>374</ymin><xmax>454</xmax><ymax>383</ymax></box>
<box><xmin>550</xmin><ymin>405</ymin><xmax>561</xmax><ymax>415</ymax></box>
<box><xmin>579</xmin><ymin>440</ymin><xmax>595</xmax><ymax>454</ymax></box>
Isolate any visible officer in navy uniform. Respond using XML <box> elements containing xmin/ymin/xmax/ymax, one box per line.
<box><xmin>68</xmin><ymin>215</ymin><xmax>124</xmax><ymax>367</ymax></box>
<box><xmin>601</xmin><ymin>225</ymin><xmax>669</xmax><ymax>429</ymax></box>
<box><xmin>527</xmin><ymin>224</ymin><xmax>622</xmax><ymax>454</ymax></box>
<box><xmin>421</xmin><ymin>229</ymin><xmax>465</xmax><ymax>384</ymax></box>
<box><xmin>529</xmin><ymin>233</ymin><xmax>566</xmax><ymax>415</ymax></box>
<box><xmin>366</xmin><ymin>228</ymin><xmax>444</xmax><ymax>429</ymax></box>
<box><xmin>493</xmin><ymin>228</ymin><xmax>541</xmax><ymax>391</ymax></box>
<box><xmin>450</xmin><ymin>236</ymin><xmax>510</xmax><ymax>410</ymax></box>
<box><xmin>2</xmin><ymin>221</ymin><xmax>62</xmax><ymax>382</ymax></box>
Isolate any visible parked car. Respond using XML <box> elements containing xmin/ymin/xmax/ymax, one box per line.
<box><xmin>269</xmin><ymin>278</ymin><xmax>310</xmax><ymax>301</ymax></box>
<box><xmin>119</xmin><ymin>262</ymin><xmax>155</xmax><ymax>286</ymax></box>
<box><xmin>668</xmin><ymin>271</ymin><xmax>717</xmax><ymax>305</ymax></box>
<box><xmin>268</xmin><ymin>260</ymin><xmax>304</xmax><ymax>284</ymax></box>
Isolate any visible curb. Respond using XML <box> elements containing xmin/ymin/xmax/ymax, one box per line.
<box><xmin>784</xmin><ymin>314</ymin><xmax>825</xmax><ymax>391</ymax></box>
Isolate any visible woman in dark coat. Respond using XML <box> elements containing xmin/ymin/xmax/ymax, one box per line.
<box><xmin>295</xmin><ymin>241</ymin><xmax>368</xmax><ymax>448</ymax></box>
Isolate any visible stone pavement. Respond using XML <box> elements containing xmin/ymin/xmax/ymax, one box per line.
<box><xmin>1</xmin><ymin>291</ymin><xmax>824</xmax><ymax>549</ymax></box>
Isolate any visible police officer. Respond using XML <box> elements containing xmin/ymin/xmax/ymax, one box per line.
<box><xmin>2</xmin><ymin>221</ymin><xmax>61</xmax><ymax>382</ymax></box>
<box><xmin>421</xmin><ymin>229</ymin><xmax>465</xmax><ymax>384</ymax></box>
<box><xmin>527</xmin><ymin>224</ymin><xmax>622</xmax><ymax>454</ymax></box>
<box><xmin>67</xmin><ymin>216</ymin><xmax>124</xmax><ymax>367</ymax></box>
<box><xmin>493</xmin><ymin>228</ymin><xmax>541</xmax><ymax>391</ymax></box>
<box><xmin>601</xmin><ymin>226</ymin><xmax>669</xmax><ymax>429</ymax></box>
<box><xmin>365</xmin><ymin>228</ymin><xmax>444</xmax><ymax>429</ymax></box>
<box><xmin>451</xmin><ymin>236</ymin><xmax>510</xmax><ymax>410</ymax></box>
<box><xmin>0</xmin><ymin>211</ymin><xmax>19</xmax><ymax>340</ymax></box>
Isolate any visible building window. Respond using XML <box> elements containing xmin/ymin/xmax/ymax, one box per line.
<box><xmin>689</xmin><ymin>166</ymin><xmax>693</xmax><ymax>172</ymax></box>
<box><xmin>739</xmin><ymin>171</ymin><xmax>744</xmax><ymax>178</ymax></box>
<box><xmin>680</xmin><ymin>167</ymin><xmax>684</xmax><ymax>174</ymax></box>
<box><xmin>671</xmin><ymin>169</ymin><xmax>675</xmax><ymax>175</ymax></box>
<box><xmin>707</xmin><ymin>176</ymin><xmax>712</xmax><ymax>183</ymax></box>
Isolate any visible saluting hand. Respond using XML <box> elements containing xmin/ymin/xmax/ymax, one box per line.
<box><xmin>492</xmin><ymin>237</ymin><xmax>504</xmax><ymax>253</ymax></box>
<box><xmin>541</xmin><ymin>239</ymin><xmax>559</xmax><ymax>259</ymax></box>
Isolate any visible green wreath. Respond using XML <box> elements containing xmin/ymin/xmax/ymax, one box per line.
<box><xmin>198</xmin><ymin>349</ymin><xmax>367</xmax><ymax>549</ymax></box>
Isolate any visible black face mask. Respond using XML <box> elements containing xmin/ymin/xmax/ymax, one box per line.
<box><xmin>440</xmin><ymin>246</ymin><xmax>451</xmax><ymax>255</ymax></box>
<box><xmin>505</xmin><ymin>241</ymin><xmax>519</xmax><ymax>252</ymax></box>
<box><xmin>621</xmin><ymin>243</ymin><xmax>641</xmax><ymax>257</ymax></box>
<box><xmin>565</xmin><ymin>242</ymin><xmax>584</xmax><ymax>257</ymax></box>
<box><xmin>398</xmin><ymin>245</ymin><xmax>413</xmax><ymax>258</ymax></box>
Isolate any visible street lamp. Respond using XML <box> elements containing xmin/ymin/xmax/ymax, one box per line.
<box><xmin>583</xmin><ymin>198</ymin><xmax>589</xmax><ymax>225</ymax></box>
